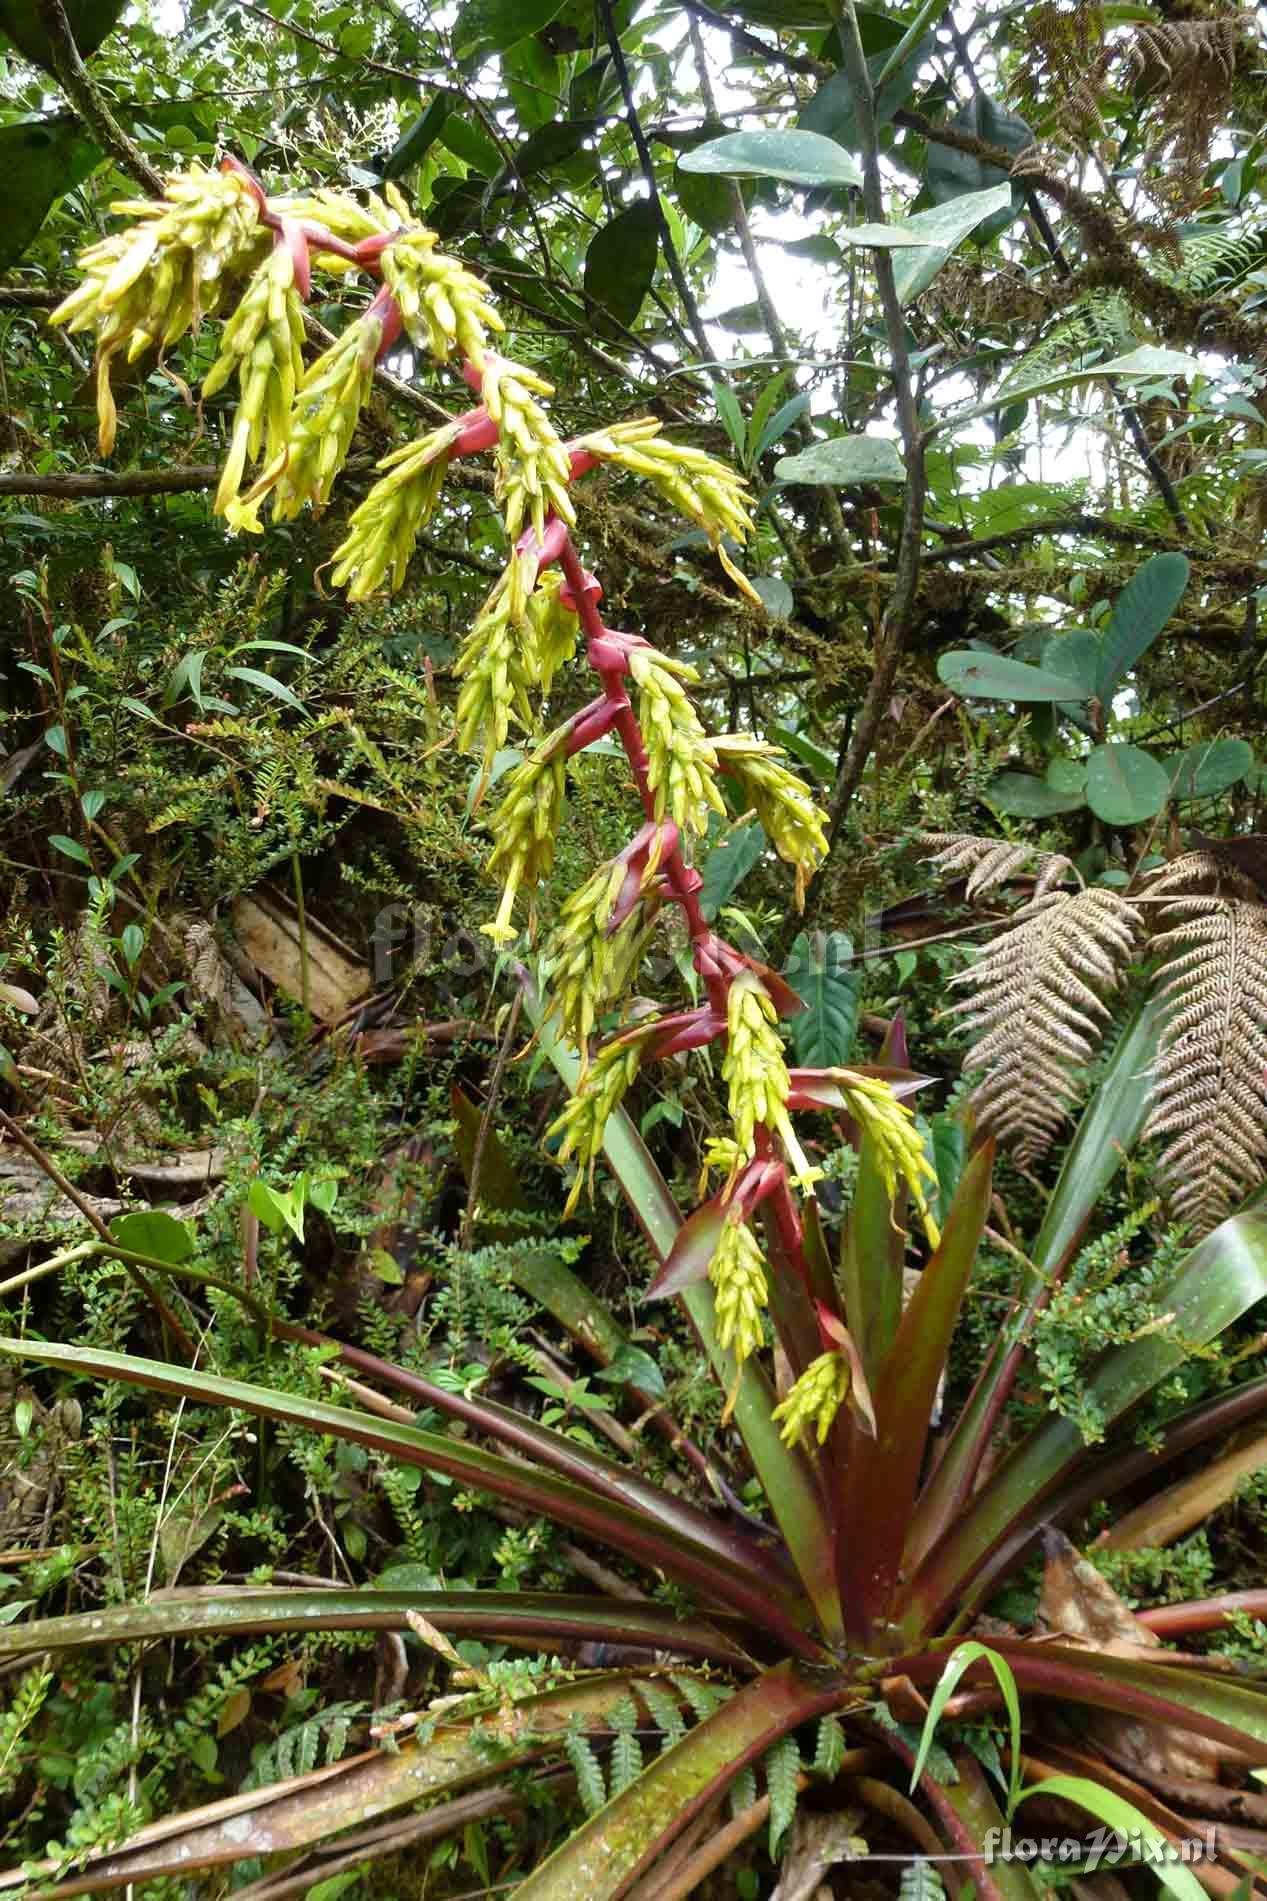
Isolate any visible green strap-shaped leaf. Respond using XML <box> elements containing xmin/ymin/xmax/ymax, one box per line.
<box><xmin>902</xmin><ymin>1205</ymin><xmax>1267</xmax><ymax>1631</ymax></box>
<box><xmin>0</xmin><ymin>1337</ymin><xmax>812</xmax><ymax>1652</ymax></box>
<box><xmin>0</xmin><ymin>1589</ymin><xmax>751</xmax><ymax>1667</ymax></box>
<box><xmin>0</xmin><ymin>1672</ymin><xmax>649</xmax><ymax>1897</ymax></box>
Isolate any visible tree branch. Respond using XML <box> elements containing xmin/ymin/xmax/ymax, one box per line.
<box><xmin>36</xmin><ymin>0</ymin><xmax>162</xmax><ymax>194</ymax></box>
<box><xmin>597</xmin><ymin>0</ymin><xmax>715</xmax><ymax>366</ymax></box>
<box><xmin>795</xmin><ymin>0</ymin><xmax>927</xmax><ymax>934</ymax></box>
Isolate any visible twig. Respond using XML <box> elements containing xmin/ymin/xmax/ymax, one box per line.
<box><xmin>678</xmin><ymin>0</ymin><xmax>830</xmax><ymax>77</ymax></box>
<box><xmin>797</xmin><ymin>0</ymin><xmax>928</xmax><ymax>933</ymax></box>
<box><xmin>36</xmin><ymin>0</ymin><xmax>162</xmax><ymax>194</ymax></box>
<box><xmin>459</xmin><ymin>989</ymin><xmax>523</xmax><ymax>1248</ymax></box>
<box><xmin>597</xmin><ymin>0</ymin><xmax>714</xmax><ymax>366</ymax></box>
<box><xmin>0</xmin><ymin>1107</ymin><xmax>195</xmax><ymax>1355</ymax></box>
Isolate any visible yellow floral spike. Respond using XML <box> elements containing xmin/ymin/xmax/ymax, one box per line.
<box><xmin>723</xmin><ymin>969</ymin><xmax>815</xmax><ymax>1184</ymax></box>
<box><xmin>709</xmin><ymin>1214</ymin><xmax>768</xmax><ymax>1365</ymax></box>
<box><xmin>572</xmin><ymin>416</ymin><xmax>758</xmax><ymax>600</ymax></box>
<box><xmin>50</xmin><ymin>162</ymin><xmax>265</xmax><ymax>454</ymax></box>
<box><xmin>712</xmin><ymin>734</ymin><xmax>829</xmax><ymax>910</ymax></box>
<box><xmin>628</xmin><ymin>648</ymin><xmax>725</xmax><ymax>839</ymax></box>
<box><xmin>548</xmin><ymin>1035</ymin><xmax>646</xmax><ymax>1214</ymax></box>
<box><xmin>771</xmin><ymin>1349</ymin><xmax>851</xmax><ymax>1447</ymax></box>
<box><xmin>329</xmin><ymin>420</ymin><xmax>462</xmax><ymax>599</ymax></box>
<box><xmin>481</xmin><ymin>746</ymin><xmax>567</xmax><ymax>947</ymax></box>
<box><xmin>204</xmin><ymin>244</ymin><xmax>307</xmax><ymax>520</ymax></box>
<box><xmin>832</xmin><ymin>1070</ymin><xmax>941</xmax><ymax>1249</ymax></box>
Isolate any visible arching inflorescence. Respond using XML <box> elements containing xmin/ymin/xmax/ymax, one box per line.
<box><xmin>52</xmin><ymin>157</ymin><xmax>939</xmax><ymax>1441</ymax></box>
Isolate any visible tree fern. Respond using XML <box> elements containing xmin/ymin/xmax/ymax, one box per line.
<box><xmin>949</xmin><ymin>886</ymin><xmax>1143</xmax><ymax>1163</ymax></box>
<box><xmin>1145</xmin><ymin>891</ymin><xmax>1267</xmax><ymax>1232</ymax></box>
<box><xmin>922</xmin><ymin>832</ymin><xmax>1073</xmax><ymax>901</ymax></box>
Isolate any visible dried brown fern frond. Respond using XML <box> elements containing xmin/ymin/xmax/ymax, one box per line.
<box><xmin>950</xmin><ymin>887</ymin><xmax>1143</xmax><ymax>1164</ymax></box>
<box><xmin>921</xmin><ymin>832</ymin><xmax>1074</xmax><ymax>901</ymax></box>
<box><xmin>1145</xmin><ymin>893</ymin><xmax>1267</xmax><ymax>1235</ymax></box>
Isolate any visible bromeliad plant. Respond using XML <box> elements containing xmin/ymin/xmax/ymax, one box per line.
<box><xmin>9</xmin><ymin>161</ymin><xmax>1267</xmax><ymax>1895</ymax></box>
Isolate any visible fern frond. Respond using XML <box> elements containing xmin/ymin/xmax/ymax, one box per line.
<box><xmin>901</xmin><ymin>1862</ymin><xmax>946</xmax><ymax>1901</ymax></box>
<box><xmin>765</xmin><ymin>1732</ymin><xmax>801</xmax><ymax>1855</ymax></box>
<box><xmin>921</xmin><ymin>832</ymin><xmax>1074</xmax><ymax>901</ymax></box>
<box><xmin>1145</xmin><ymin>895</ymin><xmax>1267</xmax><ymax>1233</ymax></box>
<box><xmin>1142</xmin><ymin>850</ymin><xmax>1260</xmax><ymax>902</ymax></box>
<box><xmin>564</xmin><ymin>1721</ymin><xmax>607</xmax><ymax>1816</ymax></box>
<box><xmin>951</xmin><ymin>888</ymin><xmax>1143</xmax><ymax>1162</ymax></box>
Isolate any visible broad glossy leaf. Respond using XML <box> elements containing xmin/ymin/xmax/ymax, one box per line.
<box><xmin>776</xmin><ymin>434</ymin><xmax>904</xmax><ymax>485</ymax></box>
<box><xmin>1097</xmin><ymin>552</ymin><xmax>1190</xmax><ymax>698</ymax></box>
<box><xmin>984</xmin><ymin>770</ymin><xmax>1086</xmax><ymax>817</ymax></box>
<box><xmin>699</xmin><ymin>819</ymin><xmax>764</xmax><ymax>920</ymax></box>
<box><xmin>583</xmin><ymin>198</ymin><xmax>659</xmax><ymax>332</ymax></box>
<box><xmin>1043</xmin><ymin>629</ymin><xmax>1102</xmax><ymax>702</ymax></box>
<box><xmin>1168</xmin><ymin>736</ymin><xmax>1253</xmax><ymax>801</ymax></box>
<box><xmin>451</xmin><ymin>0</ymin><xmax>564</xmax><ymax>57</ymax></box>
<box><xmin>750</xmin><ymin>574</ymin><xmax>794</xmax><ymax>619</ymax></box>
<box><xmin>108</xmin><ymin>1209</ymin><xmax>193</xmax><ymax>1265</ymax></box>
<box><xmin>938</xmin><ymin>651</ymin><xmax>1087</xmax><ymax>702</ymax></box>
<box><xmin>925</xmin><ymin>94</ymin><xmax>1030</xmax><ymax>240</ymax></box>
<box><xmin>770</xmin><ymin>724</ymin><xmax>836</xmax><ymax>781</ymax></box>
<box><xmin>0</xmin><ymin>1588</ymin><xmax>748</xmax><ymax>1665</ymax></box>
<box><xmin>1084</xmin><ymin>742</ymin><xmax>1170</xmax><ymax>825</ymax></box>
<box><xmin>379</xmin><ymin>92</ymin><xmax>451</xmax><ymax>180</ymax></box>
<box><xmin>784</xmin><ymin>931</ymin><xmax>859</xmax><ymax>1068</ymax></box>
<box><xmin>0</xmin><ymin>0</ymin><xmax>125</xmax><ymax>68</ymax></box>
<box><xmin>515</xmin><ymin>1661</ymin><xmax>845</xmax><ymax>1899</ymax></box>
<box><xmin>673</xmin><ymin>157</ymin><xmax>736</xmax><ymax>234</ymax></box>
<box><xmin>0</xmin><ymin>115</ymin><xmax>100</xmax><ymax>270</ymax></box>
<box><xmin>879</xmin><ymin>184</ymin><xmax>1013</xmax><ymax>305</ymax></box>
<box><xmin>679</xmin><ymin>129</ymin><xmax>862</xmax><ymax>190</ymax></box>
<box><xmin>797</xmin><ymin>41</ymin><xmax>930</xmax><ymax>153</ymax></box>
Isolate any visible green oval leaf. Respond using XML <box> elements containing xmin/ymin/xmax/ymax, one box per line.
<box><xmin>0</xmin><ymin>0</ymin><xmax>126</xmax><ymax>70</ymax></box>
<box><xmin>785</xmin><ymin>930</ymin><xmax>859</xmax><ymax>1068</ymax></box>
<box><xmin>1168</xmin><ymin>737</ymin><xmax>1254</xmax><ymax>802</ymax></box>
<box><xmin>583</xmin><ymin>198</ymin><xmax>660</xmax><ymax>333</ymax></box>
<box><xmin>699</xmin><ymin>819</ymin><xmax>765</xmax><ymax>921</ymax></box>
<box><xmin>984</xmin><ymin>770</ymin><xmax>1086</xmax><ymax>817</ymax></box>
<box><xmin>1097</xmin><ymin>551</ymin><xmax>1190</xmax><ymax>700</ymax></box>
<box><xmin>776</xmin><ymin>434</ymin><xmax>904</xmax><ymax>485</ymax></box>
<box><xmin>109</xmin><ymin>1210</ymin><xmax>194</xmax><ymax>1266</ymax></box>
<box><xmin>1084</xmin><ymin>742</ymin><xmax>1171</xmax><ymax>825</ymax></box>
<box><xmin>679</xmin><ymin>129</ymin><xmax>862</xmax><ymax>190</ymax></box>
<box><xmin>937</xmin><ymin>651</ymin><xmax>1088</xmax><ymax>701</ymax></box>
